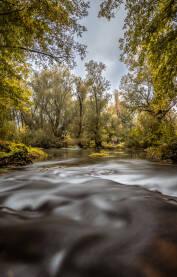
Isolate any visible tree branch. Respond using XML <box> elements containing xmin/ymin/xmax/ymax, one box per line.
<box><xmin>0</xmin><ymin>45</ymin><xmax>62</xmax><ymax>59</ymax></box>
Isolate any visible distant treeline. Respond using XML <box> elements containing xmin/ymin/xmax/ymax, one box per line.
<box><xmin>1</xmin><ymin>62</ymin><xmax>176</xmax><ymax>161</ymax></box>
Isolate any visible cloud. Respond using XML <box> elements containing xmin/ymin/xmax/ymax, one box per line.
<box><xmin>73</xmin><ymin>0</ymin><xmax>128</xmax><ymax>91</ymax></box>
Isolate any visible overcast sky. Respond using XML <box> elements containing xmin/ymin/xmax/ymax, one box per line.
<box><xmin>73</xmin><ymin>0</ymin><xmax>127</xmax><ymax>91</ymax></box>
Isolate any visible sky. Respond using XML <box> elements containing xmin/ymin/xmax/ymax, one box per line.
<box><xmin>73</xmin><ymin>0</ymin><xmax>128</xmax><ymax>91</ymax></box>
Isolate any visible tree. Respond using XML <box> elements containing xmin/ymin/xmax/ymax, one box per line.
<box><xmin>0</xmin><ymin>56</ymin><xmax>31</xmax><ymax>140</ymax></box>
<box><xmin>104</xmin><ymin>90</ymin><xmax>134</xmax><ymax>144</ymax></box>
<box><xmin>21</xmin><ymin>67</ymin><xmax>73</xmax><ymax>146</ymax></box>
<box><xmin>99</xmin><ymin>0</ymin><xmax>177</xmax><ymax>114</ymax></box>
<box><xmin>0</xmin><ymin>0</ymin><xmax>89</xmax><ymax>141</ymax></box>
<box><xmin>119</xmin><ymin>65</ymin><xmax>177</xmax><ymax>120</ymax></box>
<box><xmin>72</xmin><ymin>77</ymin><xmax>88</xmax><ymax>146</ymax></box>
<box><xmin>85</xmin><ymin>60</ymin><xmax>110</xmax><ymax>147</ymax></box>
<box><xmin>0</xmin><ymin>0</ymin><xmax>89</xmax><ymax>64</ymax></box>
<box><xmin>119</xmin><ymin>67</ymin><xmax>154</xmax><ymax>113</ymax></box>
<box><xmin>119</xmin><ymin>65</ymin><xmax>177</xmax><ymax>147</ymax></box>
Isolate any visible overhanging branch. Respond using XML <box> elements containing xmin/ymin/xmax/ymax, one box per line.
<box><xmin>0</xmin><ymin>45</ymin><xmax>62</xmax><ymax>60</ymax></box>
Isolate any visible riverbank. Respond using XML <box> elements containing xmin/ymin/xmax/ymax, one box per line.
<box><xmin>77</xmin><ymin>141</ymin><xmax>177</xmax><ymax>163</ymax></box>
<box><xmin>1</xmin><ymin>140</ymin><xmax>176</xmax><ymax>168</ymax></box>
<box><xmin>0</xmin><ymin>141</ymin><xmax>47</xmax><ymax>167</ymax></box>
<box><xmin>88</xmin><ymin>146</ymin><xmax>177</xmax><ymax>164</ymax></box>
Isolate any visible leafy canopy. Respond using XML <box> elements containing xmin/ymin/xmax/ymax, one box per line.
<box><xmin>0</xmin><ymin>0</ymin><xmax>89</xmax><ymax>64</ymax></box>
<box><xmin>0</xmin><ymin>0</ymin><xmax>89</xmax><ymax>129</ymax></box>
<box><xmin>99</xmin><ymin>0</ymin><xmax>177</xmax><ymax>113</ymax></box>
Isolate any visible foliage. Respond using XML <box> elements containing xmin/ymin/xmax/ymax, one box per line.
<box><xmin>0</xmin><ymin>0</ymin><xmax>89</xmax><ymax>146</ymax></box>
<box><xmin>146</xmin><ymin>142</ymin><xmax>177</xmax><ymax>162</ymax></box>
<box><xmin>0</xmin><ymin>141</ymin><xmax>30</xmax><ymax>165</ymax></box>
<box><xmin>20</xmin><ymin>62</ymin><xmax>112</xmax><ymax>149</ymax></box>
<box><xmin>0</xmin><ymin>0</ymin><xmax>176</xmax><ymax>163</ymax></box>
<box><xmin>124</xmin><ymin>109</ymin><xmax>176</xmax><ymax>144</ymax></box>
<box><xmin>99</xmin><ymin>0</ymin><xmax>177</xmax><ymax>115</ymax></box>
<box><xmin>89</xmin><ymin>150</ymin><xmax>110</xmax><ymax>158</ymax></box>
<box><xmin>98</xmin><ymin>0</ymin><xmax>177</xmax><ymax>161</ymax></box>
<box><xmin>0</xmin><ymin>54</ymin><xmax>31</xmax><ymax>140</ymax></box>
<box><xmin>85</xmin><ymin>60</ymin><xmax>111</xmax><ymax>147</ymax></box>
<box><xmin>28</xmin><ymin>147</ymin><xmax>47</xmax><ymax>160</ymax></box>
<box><xmin>21</xmin><ymin>67</ymin><xmax>74</xmax><ymax>144</ymax></box>
<box><xmin>71</xmin><ymin>77</ymin><xmax>88</xmax><ymax>146</ymax></box>
<box><xmin>21</xmin><ymin>128</ymin><xmax>57</xmax><ymax>148</ymax></box>
<box><xmin>0</xmin><ymin>141</ymin><xmax>46</xmax><ymax>166</ymax></box>
<box><xmin>98</xmin><ymin>0</ymin><xmax>123</xmax><ymax>20</ymax></box>
<box><xmin>0</xmin><ymin>0</ymin><xmax>89</xmax><ymax>65</ymax></box>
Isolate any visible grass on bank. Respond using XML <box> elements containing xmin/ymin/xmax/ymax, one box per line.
<box><xmin>0</xmin><ymin>141</ymin><xmax>47</xmax><ymax>167</ymax></box>
<box><xmin>89</xmin><ymin>150</ymin><xmax>110</xmax><ymax>158</ymax></box>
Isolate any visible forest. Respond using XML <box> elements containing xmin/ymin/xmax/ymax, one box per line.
<box><xmin>0</xmin><ymin>0</ymin><xmax>177</xmax><ymax>165</ymax></box>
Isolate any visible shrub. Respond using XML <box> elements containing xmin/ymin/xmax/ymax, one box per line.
<box><xmin>0</xmin><ymin>141</ymin><xmax>46</xmax><ymax>166</ymax></box>
<box><xmin>146</xmin><ymin>141</ymin><xmax>177</xmax><ymax>163</ymax></box>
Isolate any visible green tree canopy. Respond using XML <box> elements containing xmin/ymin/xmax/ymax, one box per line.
<box><xmin>0</xmin><ymin>0</ymin><xmax>89</xmax><ymax>64</ymax></box>
<box><xmin>85</xmin><ymin>60</ymin><xmax>110</xmax><ymax>147</ymax></box>
<box><xmin>29</xmin><ymin>67</ymin><xmax>73</xmax><ymax>137</ymax></box>
<box><xmin>0</xmin><ymin>0</ymin><xmax>89</xmax><ymax>134</ymax></box>
<box><xmin>99</xmin><ymin>0</ymin><xmax>177</xmax><ymax>113</ymax></box>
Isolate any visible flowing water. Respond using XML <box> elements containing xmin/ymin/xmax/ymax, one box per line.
<box><xmin>0</xmin><ymin>148</ymin><xmax>177</xmax><ymax>277</ymax></box>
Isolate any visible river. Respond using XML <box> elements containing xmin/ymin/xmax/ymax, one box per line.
<box><xmin>0</xmin><ymin>148</ymin><xmax>177</xmax><ymax>277</ymax></box>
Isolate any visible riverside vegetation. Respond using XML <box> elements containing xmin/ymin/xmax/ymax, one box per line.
<box><xmin>0</xmin><ymin>0</ymin><xmax>176</xmax><ymax>165</ymax></box>
<box><xmin>0</xmin><ymin>141</ymin><xmax>46</xmax><ymax>167</ymax></box>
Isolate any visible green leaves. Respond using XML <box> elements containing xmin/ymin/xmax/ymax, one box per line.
<box><xmin>85</xmin><ymin>60</ymin><xmax>111</xmax><ymax>147</ymax></box>
<box><xmin>98</xmin><ymin>0</ymin><xmax>123</xmax><ymax>20</ymax></box>
<box><xmin>0</xmin><ymin>0</ymin><xmax>90</xmax><ymax>142</ymax></box>
<box><xmin>99</xmin><ymin>0</ymin><xmax>177</xmax><ymax>153</ymax></box>
<box><xmin>99</xmin><ymin>0</ymin><xmax>177</xmax><ymax>114</ymax></box>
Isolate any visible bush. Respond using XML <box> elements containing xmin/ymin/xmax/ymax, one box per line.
<box><xmin>0</xmin><ymin>121</ymin><xmax>19</xmax><ymax>141</ymax></box>
<box><xmin>0</xmin><ymin>142</ymin><xmax>31</xmax><ymax>166</ymax></box>
<box><xmin>146</xmin><ymin>141</ymin><xmax>177</xmax><ymax>162</ymax></box>
<box><xmin>124</xmin><ymin>129</ymin><xmax>142</xmax><ymax>148</ymax></box>
<box><xmin>0</xmin><ymin>141</ymin><xmax>46</xmax><ymax>166</ymax></box>
<box><xmin>21</xmin><ymin>128</ymin><xmax>58</xmax><ymax>148</ymax></box>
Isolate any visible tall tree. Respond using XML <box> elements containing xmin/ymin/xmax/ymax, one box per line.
<box><xmin>73</xmin><ymin>77</ymin><xmax>88</xmax><ymax>145</ymax></box>
<box><xmin>26</xmin><ymin>67</ymin><xmax>73</xmax><ymax>139</ymax></box>
<box><xmin>85</xmin><ymin>60</ymin><xmax>110</xmax><ymax>147</ymax></box>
